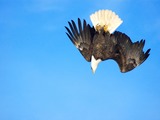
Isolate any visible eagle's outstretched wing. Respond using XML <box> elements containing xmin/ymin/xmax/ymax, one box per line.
<box><xmin>113</xmin><ymin>31</ymin><xmax>151</xmax><ymax>72</ymax></box>
<box><xmin>65</xmin><ymin>18</ymin><xmax>95</xmax><ymax>62</ymax></box>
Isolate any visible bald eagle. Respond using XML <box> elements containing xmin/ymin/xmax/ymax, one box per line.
<box><xmin>65</xmin><ymin>10</ymin><xmax>150</xmax><ymax>73</ymax></box>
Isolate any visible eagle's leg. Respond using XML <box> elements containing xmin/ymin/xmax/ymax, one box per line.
<box><xmin>95</xmin><ymin>24</ymin><xmax>110</xmax><ymax>33</ymax></box>
<box><xmin>95</xmin><ymin>24</ymin><xmax>102</xmax><ymax>31</ymax></box>
<box><xmin>104</xmin><ymin>25</ymin><xmax>108</xmax><ymax>32</ymax></box>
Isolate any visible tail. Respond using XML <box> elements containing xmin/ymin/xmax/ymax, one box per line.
<box><xmin>90</xmin><ymin>10</ymin><xmax>123</xmax><ymax>33</ymax></box>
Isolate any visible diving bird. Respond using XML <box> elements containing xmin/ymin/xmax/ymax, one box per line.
<box><xmin>65</xmin><ymin>10</ymin><xmax>150</xmax><ymax>73</ymax></box>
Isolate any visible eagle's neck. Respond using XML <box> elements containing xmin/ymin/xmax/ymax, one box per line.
<box><xmin>91</xmin><ymin>55</ymin><xmax>102</xmax><ymax>73</ymax></box>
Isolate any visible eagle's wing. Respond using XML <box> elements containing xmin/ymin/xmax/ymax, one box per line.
<box><xmin>65</xmin><ymin>18</ymin><xmax>95</xmax><ymax>62</ymax></box>
<box><xmin>113</xmin><ymin>31</ymin><xmax>151</xmax><ymax>73</ymax></box>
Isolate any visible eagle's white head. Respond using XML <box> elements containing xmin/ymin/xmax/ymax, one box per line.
<box><xmin>91</xmin><ymin>55</ymin><xmax>102</xmax><ymax>73</ymax></box>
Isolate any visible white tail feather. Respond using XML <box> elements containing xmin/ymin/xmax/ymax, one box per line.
<box><xmin>90</xmin><ymin>10</ymin><xmax>123</xmax><ymax>33</ymax></box>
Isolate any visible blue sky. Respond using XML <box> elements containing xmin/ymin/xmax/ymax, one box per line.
<box><xmin>0</xmin><ymin>0</ymin><xmax>160</xmax><ymax>120</ymax></box>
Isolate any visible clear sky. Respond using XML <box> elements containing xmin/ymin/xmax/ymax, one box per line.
<box><xmin>0</xmin><ymin>0</ymin><xmax>160</xmax><ymax>120</ymax></box>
